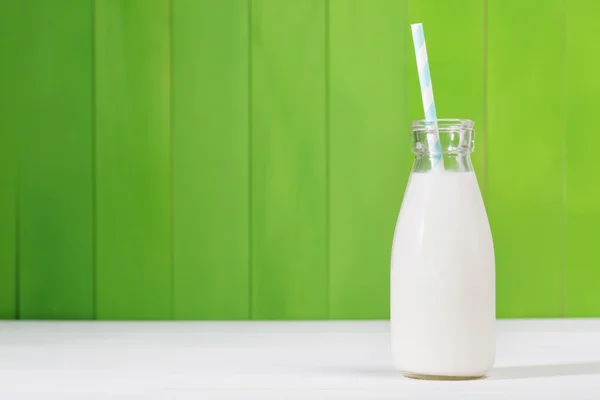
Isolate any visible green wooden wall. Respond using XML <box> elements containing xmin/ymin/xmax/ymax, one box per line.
<box><xmin>0</xmin><ymin>0</ymin><xmax>598</xmax><ymax>320</ymax></box>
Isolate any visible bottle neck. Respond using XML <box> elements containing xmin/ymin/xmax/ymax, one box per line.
<box><xmin>412</xmin><ymin>153</ymin><xmax>474</xmax><ymax>173</ymax></box>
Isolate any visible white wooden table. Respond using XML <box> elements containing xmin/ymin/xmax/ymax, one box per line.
<box><xmin>0</xmin><ymin>320</ymin><xmax>599</xmax><ymax>399</ymax></box>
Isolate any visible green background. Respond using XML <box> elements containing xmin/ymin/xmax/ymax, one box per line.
<box><xmin>0</xmin><ymin>0</ymin><xmax>597</xmax><ymax>320</ymax></box>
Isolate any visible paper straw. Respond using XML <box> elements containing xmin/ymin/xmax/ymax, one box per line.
<box><xmin>411</xmin><ymin>23</ymin><xmax>444</xmax><ymax>171</ymax></box>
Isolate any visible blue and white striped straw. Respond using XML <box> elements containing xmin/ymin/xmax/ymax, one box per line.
<box><xmin>411</xmin><ymin>23</ymin><xmax>444</xmax><ymax>170</ymax></box>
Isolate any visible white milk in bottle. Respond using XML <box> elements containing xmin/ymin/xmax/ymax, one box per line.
<box><xmin>390</xmin><ymin>119</ymin><xmax>495</xmax><ymax>380</ymax></box>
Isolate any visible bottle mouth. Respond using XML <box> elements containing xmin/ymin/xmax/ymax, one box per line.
<box><xmin>410</xmin><ymin>118</ymin><xmax>475</xmax><ymax>155</ymax></box>
<box><xmin>411</xmin><ymin>119</ymin><xmax>474</xmax><ymax>131</ymax></box>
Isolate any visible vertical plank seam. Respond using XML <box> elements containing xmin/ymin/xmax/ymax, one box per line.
<box><xmin>248</xmin><ymin>0</ymin><xmax>254</xmax><ymax>320</ymax></box>
<box><xmin>15</xmin><ymin>155</ymin><xmax>20</xmax><ymax>319</ymax></box>
<box><xmin>91</xmin><ymin>0</ymin><xmax>97</xmax><ymax>320</ymax></box>
<box><xmin>14</xmin><ymin>2</ymin><xmax>21</xmax><ymax>317</ymax></box>
<box><xmin>482</xmin><ymin>0</ymin><xmax>488</xmax><ymax>201</ymax></box>
<box><xmin>325</xmin><ymin>0</ymin><xmax>330</xmax><ymax>320</ymax></box>
<box><xmin>169</xmin><ymin>0</ymin><xmax>176</xmax><ymax>320</ymax></box>
<box><xmin>13</xmin><ymin>0</ymin><xmax>21</xmax><ymax>320</ymax></box>
<box><xmin>561</xmin><ymin>0</ymin><xmax>567</xmax><ymax>318</ymax></box>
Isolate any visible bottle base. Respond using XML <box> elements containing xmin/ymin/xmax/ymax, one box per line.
<box><xmin>404</xmin><ymin>372</ymin><xmax>486</xmax><ymax>381</ymax></box>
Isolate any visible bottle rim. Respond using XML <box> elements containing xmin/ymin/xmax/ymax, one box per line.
<box><xmin>411</xmin><ymin>119</ymin><xmax>474</xmax><ymax>131</ymax></box>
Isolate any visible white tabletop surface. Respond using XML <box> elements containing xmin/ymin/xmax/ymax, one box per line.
<box><xmin>0</xmin><ymin>320</ymin><xmax>599</xmax><ymax>399</ymax></box>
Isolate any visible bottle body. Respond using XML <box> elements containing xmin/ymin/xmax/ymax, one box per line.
<box><xmin>390</xmin><ymin>120</ymin><xmax>495</xmax><ymax>379</ymax></box>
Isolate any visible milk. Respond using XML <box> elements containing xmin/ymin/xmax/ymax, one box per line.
<box><xmin>391</xmin><ymin>171</ymin><xmax>495</xmax><ymax>378</ymax></box>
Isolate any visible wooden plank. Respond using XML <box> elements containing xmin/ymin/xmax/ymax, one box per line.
<box><xmin>487</xmin><ymin>0</ymin><xmax>564</xmax><ymax>317</ymax></box>
<box><xmin>565</xmin><ymin>0</ymin><xmax>600</xmax><ymax>317</ymax></box>
<box><xmin>328</xmin><ymin>0</ymin><xmax>409</xmax><ymax>319</ymax></box>
<box><xmin>0</xmin><ymin>1</ymin><xmax>19</xmax><ymax>319</ymax></box>
<box><xmin>407</xmin><ymin>0</ymin><xmax>486</xmax><ymax>189</ymax></box>
<box><xmin>17</xmin><ymin>0</ymin><xmax>94</xmax><ymax>319</ymax></box>
<box><xmin>95</xmin><ymin>0</ymin><xmax>172</xmax><ymax>320</ymax></box>
<box><xmin>172</xmin><ymin>0</ymin><xmax>249</xmax><ymax>320</ymax></box>
<box><xmin>251</xmin><ymin>0</ymin><xmax>328</xmax><ymax>319</ymax></box>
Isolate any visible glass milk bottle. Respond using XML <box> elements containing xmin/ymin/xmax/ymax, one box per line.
<box><xmin>391</xmin><ymin>119</ymin><xmax>495</xmax><ymax>380</ymax></box>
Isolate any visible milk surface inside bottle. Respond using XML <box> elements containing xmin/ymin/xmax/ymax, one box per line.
<box><xmin>391</xmin><ymin>119</ymin><xmax>495</xmax><ymax>380</ymax></box>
